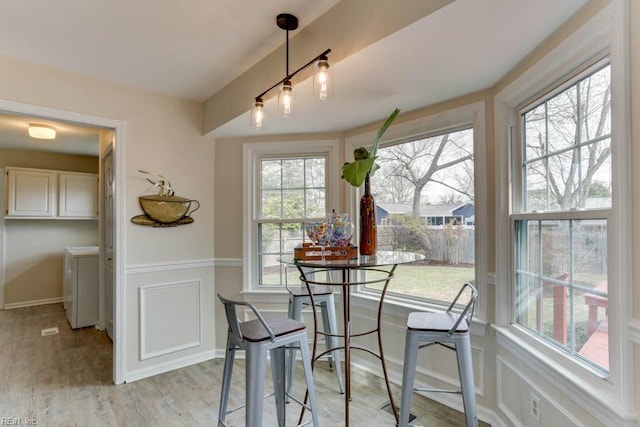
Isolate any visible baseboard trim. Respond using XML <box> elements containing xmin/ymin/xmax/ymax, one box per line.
<box><xmin>124</xmin><ymin>350</ymin><xmax>216</xmax><ymax>383</ymax></box>
<box><xmin>4</xmin><ymin>297</ymin><xmax>63</xmax><ymax>310</ymax></box>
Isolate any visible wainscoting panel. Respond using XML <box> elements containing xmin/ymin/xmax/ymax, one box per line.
<box><xmin>140</xmin><ymin>280</ymin><xmax>202</xmax><ymax>360</ymax></box>
<box><xmin>497</xmin><ymin>355</ymin><xmax>585</xmax><ymax>427</ymax></box>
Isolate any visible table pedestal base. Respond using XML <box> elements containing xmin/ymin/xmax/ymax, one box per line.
<box><xmin>297</xmin><ymin>265</ymin><xmax>399</xmax><ymax>427</ymax></box>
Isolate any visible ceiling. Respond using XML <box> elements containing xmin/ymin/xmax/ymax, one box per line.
<box><xmin>0</xmin><ymin>0</ymin><xmax>590</xmax><ymax>154</ymax></box>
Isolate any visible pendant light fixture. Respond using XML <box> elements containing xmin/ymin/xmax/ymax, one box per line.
<box><xmin>250</xmin><ymin>13</ymin><xmax>332</xmax><ymax>129</ymax></box>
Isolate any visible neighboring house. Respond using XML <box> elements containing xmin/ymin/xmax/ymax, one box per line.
<box><xmin>377</xmin><ymin>202</ymin><xmax>475</xmax><ymax>226</ymax></box>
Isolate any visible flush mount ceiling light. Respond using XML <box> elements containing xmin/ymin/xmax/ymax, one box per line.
<box><xmin>28</xmin><ymin>124</ymin><xmax>56</xmax><ymax>140</ymax></box>
<box><xmin>251</xmin><ymin>13</ymin><xmax>332</xmax><ymax>129</ymax></box>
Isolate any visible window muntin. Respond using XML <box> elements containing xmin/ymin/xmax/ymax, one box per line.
<box><xmin>366</xmin><ymin>128</ymin><xmax>475</xmax><ymax>303</ymax></box>
<box><xmin>514</xmin><ymin>62</ymin><xmax>611</xmax><ymax>372</ymax></box>
<box><xmin>258</xmin><ymin>156</ymin><xmax>326</xmax><ymax>287</ymax></box>
<box><xmin>521</xmin><ymin>64</ymin><xmax>611</xmax><ymax>212</ymax></box>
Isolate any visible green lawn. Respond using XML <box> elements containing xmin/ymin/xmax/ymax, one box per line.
<box><xmin>366</xmin><ymin>264</ymin><xmax>475</xmax><ymax>301</ymax></box>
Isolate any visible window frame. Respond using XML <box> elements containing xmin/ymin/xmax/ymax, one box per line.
<box><xmin>512</xmin><ymin>59</ymin><xmax>612</xmax><ymax>373</ymax></box>
<box><xmin>494</xmin><ymin>0</ymin><xmax>633</xmax><ymax>418</ymax></box>
<box><xmin>360</xmin><ymin>125</ymin><xmax>476</xmax><ymax>304</ymax></box>
<box><xmin>242</xmin><ymin>139</ymin><xmax>339</xmax><ymax>296</ymax></box>
<box><xmin>345</xmin><ymin>101</ymin><xmax>488</xmax><ymax>321</ymax></box>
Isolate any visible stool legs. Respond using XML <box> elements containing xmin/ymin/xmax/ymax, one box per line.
<box><xmin>218</xmin><ymin>335</ymin><xmax>236</xmax><ymax>427</ymax></box>
<box><xmin>287</xmin><ymin>295</ymin><xmax>344</xmax><ymax>395</ymax></box>
<box><xmin>270</xmin><ymin>346</ymin><xmax>287</xmax><ymax>427</ymax></box>
<box><xmin>456</xmin><ymin>336</ymin><xmax>478</xmax><ymax>427</ymax></box>
<box><xmin>246</xmin><ymin>345</ymin><xmax>268</xmax><ymax>427</ymax></box>
<box><xmin>298</xmin><ymin>333</ymin><xmax>320</xmax><ymax>427</ymax></box>
<box><xmin>400</xmin><ymin>331</ymin><xmax>478</xmax><ymax>427</ymax></box>
<box><xmin>286</xmin><ymin>297</ymin><xmax>300</xmax><ymax>400</ymax></box>
<box><xmin>218</xmin><ymin>331</ymin><xmax>319</xmax><ymax>427</ymax></box>
<box><xmin>399</xmin><ymin>330</ymin><xmax>419</xmax><ymax>427</ymax></box>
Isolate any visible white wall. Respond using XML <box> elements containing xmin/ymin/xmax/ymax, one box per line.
<box><xmin>4</xmin><ymin>219</ymin><xmax>98</xmax><ymax>307</ymax></box>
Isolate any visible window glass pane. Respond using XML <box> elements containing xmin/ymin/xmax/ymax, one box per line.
<box><xmin>281</xmin><ymin>190</ymin><xmax>305</xmax><ymax>218</ymax></box>
<box><xmin>282</xmin><ymin>159</ymin><xmax>304</xmax><ymax>188</ymax></box>
<box><xmin>261</xmin><ymin>160</ymin><xmax>282</xmax><ymax>189</ymax></box>
<box><xmin>261</xmin><ymin>190</ymin><xmax>282</xmax><ymax>219</ymax></box>
<box><xmin>521</xmin><ymin>64</ymin><xmax>611</xmax><ymax>213</ymax></box>
<box><xmin>548</xmin><ymin>150</ymin><xmax>580</xmax><ymax>209</ymax></box>
<box><xmin>547</xmin><ymin>86</ymin><xmax>577</xmax><ymax>154</ymax></box>
<box><xmin>260</xmin><ymin>222</ymin><xmax>282</xmax><ymax>254</ymax></box>
<box><xmin>369</xmin><ymin>128</ymin><xmax>475</xmax><ymax>302</ymax></box>
<box><xmin>305</xmin><ymin>157</ymin><xmax>326</xmax><ymax>189</ymax></box>
<box><xmin>540</xmin><ymin>220</ymin><xmax>570</xmax><ymax>279</ymax></box>
<box><xmin>581</xmin><ymin>139</ymin><xmax>612</xmax><ymax>209</ymax></box>
<box><xmin>525</xmin><ymin>160</ymin><xmax>548</xmax><ymax>211</ymax></box>
<box><xmin>515</xmin><ymin>218</ymin><xmax>608</xmax><ymax>372</ymax></box>
<box><xmin>524</xmin><ymin>104</ymin><xmax>546</xmax><ymax>162</ymax></box>
<box><xmin>579</xmin><ymin>66</ymin><xmax>611</xmax><ymax>143</ymax></box>
<box><xmin>259</xmin><ymin>222</ymin><xmax>305</xmax><ymax>285</ymax></box>
<box><xmin>305</xmin><ymin>189</ymin><xmax>326</xmax><ymax>217</ymax></box>
<box><xmin>515</xmin><ymin>272</ymin><xmax>541</xmax><ymax>332</ymax></box>
<box><xmin>573</xmin><ymin>220</ymin><xmax>607</xmax><ymax>286</ymax></box>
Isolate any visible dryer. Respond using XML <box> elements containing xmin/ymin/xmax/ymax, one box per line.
<box><xmin>63</xmin><ymin>246</ymin><xmax>99</xmax><ymax>329</ymax></box>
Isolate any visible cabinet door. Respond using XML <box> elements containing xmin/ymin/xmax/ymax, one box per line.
<box><xmin>58</xmin><ymin>173</ymin><xmax>99</xmax><ymax>218</ymax></box>
<box><xmin>6</xmin><ymin>169</ymin><xmax>56</xmax><ymax>217</ymax></box>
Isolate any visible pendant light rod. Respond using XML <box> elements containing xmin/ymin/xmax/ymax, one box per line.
<box><xmin>254</xmin><ymin>48</ymin><xmax>332</xmax><ymax>101</ymax></box>
<box><xmin>277</xmin><ymin>13</ymin><xmax>298</xmax><ymax>78</ymax></box>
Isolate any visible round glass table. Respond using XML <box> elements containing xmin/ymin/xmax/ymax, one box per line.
<box><xmin>282</xmin><ymin>250</ymin><xmax>425</xmax><ymax>426</ymax></box>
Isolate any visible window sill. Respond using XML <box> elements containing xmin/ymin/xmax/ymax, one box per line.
<box><xmin>241</xmin><ymin>289</ymin><xmax>290</xmax><ymax>304</ymax></box>
<box><xmin>493</xmin><ymin>324</ymin><xmax>635</xmax><ymax>426</ymax></box>
<box><xmin>351</xmin><ymin>289</ymin><xmax>488</xmax><ymax>337</ymax></box>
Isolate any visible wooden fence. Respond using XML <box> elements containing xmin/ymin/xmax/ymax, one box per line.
<box><xmin>378</xmin><ymin>224</ymin><xmax>475</xmax><ymax>264</ymax></box>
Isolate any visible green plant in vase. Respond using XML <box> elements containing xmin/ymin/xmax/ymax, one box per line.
<box><xmin>342</xmin><ymin>108</ymin><xmax>400</xmax><ymax>255</ymax></box>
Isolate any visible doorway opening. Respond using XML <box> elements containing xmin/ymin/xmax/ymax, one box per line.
<box><xmin>0</xmin><ymin>99</ymin><xmax>124</xmax><ymax>384</ymax></box>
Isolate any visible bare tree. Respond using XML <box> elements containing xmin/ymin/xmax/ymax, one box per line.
<box><xmin>375</xmin><ymin>130</ymin><xmax>474</xmax><ymax>215</ymax></box>
<box><xmin>524</xmin><ymin>66</ymin><xmax>611</xmax><ymax>209</ymax></box>
<box><xmin>439</xmin><ymin>192</ymin><xmax>465</xmax><ymax>205</ymax></box>
<box><xmin>375</xmin><ymin>174</ymin><xmax>414</xmax><ymax>204</ymax></box>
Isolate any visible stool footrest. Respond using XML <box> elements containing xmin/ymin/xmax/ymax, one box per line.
<box><xmin>414</xmin><ymin>387</ymin><xmax>462</xmax><ymax>395</ymax></box>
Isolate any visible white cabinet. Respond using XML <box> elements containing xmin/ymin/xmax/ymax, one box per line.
<box><xmin>64</xmin><ymin>246</ymin><xmax>99</xmax><ymax>329</ymax></box>
<box><xmin>5</xmin><ymin>168</ymin><xmax>56</xmax><ymax>217</ymax></box>
<box><xmin>58</xmin><ymin>173</ymin><xmax>99</xmax><ymax>218</ymax></box>
<box><xmin>4</xmin><ymin>167</ymin><xmax>98</xmax><ymax>219</ymax></box>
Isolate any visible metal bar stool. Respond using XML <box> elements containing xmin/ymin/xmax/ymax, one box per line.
<box><xmin>217</xmin><ymin>293</ymin><xmax>320</xmax><ymax>427</ymax></box>
<box><xmin>285</xmin><ymin>267</ymin><xmax>344</xmax><ymax>396</ymax></box>
<box><xmin>399</xmin><ymin>282</ymin><xmax>478</xmax><ymax>427</ymax></box>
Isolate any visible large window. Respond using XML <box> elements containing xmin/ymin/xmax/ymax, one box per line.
<box><xmin>513</xmin><ymin>61</ymin><xmax>611</xmax><ymax>372</ymax></box>
<box><xmin>243</xmin><ymin>140</ymin><xmax>338</xmax><ymax>292</ymax></box>
<box><xmin>366</xmin><ymin>127</ymin><xmax>476</xmax><ymax>303</ymax></box>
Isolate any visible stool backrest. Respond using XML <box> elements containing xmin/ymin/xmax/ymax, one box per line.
<box><xmin>284</xmin><ymin>265</ymin><xmax>316</xmax><ymax>292</ymax></box>
<box><xmin>445</xmin><ymin>282</ymin><xmax>478</xmax><ymax>336</ymax></box>
<box><xmin>217</xmin><ymin>293</ymin><xmax>276</xmax><ymax>342</ymax></box>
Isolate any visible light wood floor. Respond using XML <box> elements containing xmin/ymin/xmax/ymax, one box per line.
<box><xmin>0</xmin><ymin>303</ymin><xmax>488</xmax><ymax>426</ymax></box>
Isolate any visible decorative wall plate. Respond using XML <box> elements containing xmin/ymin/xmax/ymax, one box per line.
<box><xmin>130</xmin><ymin>214</ymin><xmax>194</xmax><ymax>227</ymax></box>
